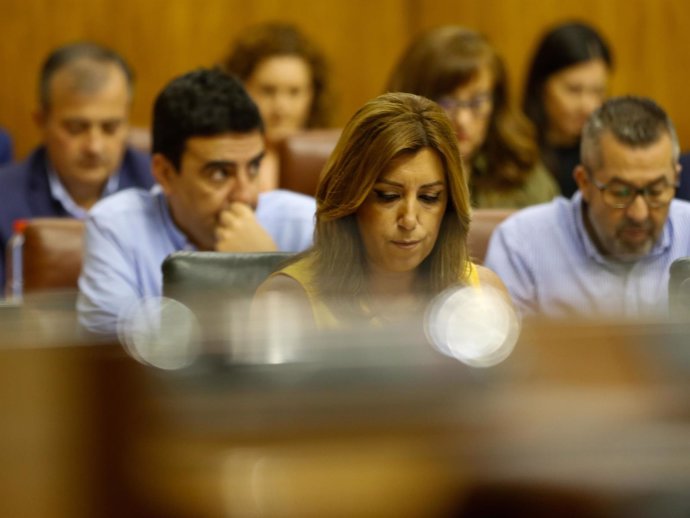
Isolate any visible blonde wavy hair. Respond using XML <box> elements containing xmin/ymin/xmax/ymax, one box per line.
<box><xmin>303</xmin><ymin>92</ymin><xmax>472</xmax><ymax>310</ymax></box>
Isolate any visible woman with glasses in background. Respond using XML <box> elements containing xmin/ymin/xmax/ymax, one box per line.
<box><xmin>386</xmin><ymin>26</ymin><xmax>558</xmax><ymax>209</ymax></box>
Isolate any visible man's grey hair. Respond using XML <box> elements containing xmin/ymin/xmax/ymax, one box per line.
<box><xmin>39</xmin><ymin>41</ymin><xmax>134</xmax><ymax>109</ymax></box>
<box><xmin>580</xmin><ymin>95</ymin><xmax>680</xmax><ymax>171</ymax></box>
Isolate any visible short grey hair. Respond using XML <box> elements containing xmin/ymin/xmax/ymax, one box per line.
<box><xmin>39</xmin><ymin>41</ymin><xmax>133</xmax><ymax>109</ymax></box>
<box><xmin>580</xmin><ymin>95</ymin><xmax>679</xmax><ymax>171</ymax></box>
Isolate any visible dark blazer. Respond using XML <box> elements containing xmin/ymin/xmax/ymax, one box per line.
<box><xmin>0</xmin><ymin>127</ymin><xmax>12</xmax><ymax>166</ymax></box>
<box><xmin>0</xmin><ymin>146</ymin><xmax>154</xmax><ymax>292</ymax></box>
<box><xmin>679</xmin><ymin>153</ymin><xmax>690</xmax><ymax>202</ymax></box>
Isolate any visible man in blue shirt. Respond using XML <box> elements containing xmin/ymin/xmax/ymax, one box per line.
<box><xmin>78</xmin><ymin>68</ymin><xmax>316</xmax><ymax>335</ymax></box>
<box><xmin>678</xmin><ymin>153</ymin><xmax>690</xmax><ymax>201</ymax></box>
<box><xmin>485</xmin><ymin>96</ymin><xmax>690</xmax><ymax>318</ymax></box>
<box><xmin>0</xmin><ymin>42</ymin><xmax>154</xmax><ymax>292</ymax></box>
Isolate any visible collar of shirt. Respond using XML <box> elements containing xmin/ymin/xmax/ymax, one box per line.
<box><xmin>153</xmin><ymin>184</ymin><xmax>197</xmax><ymax>252</ymax></box>
<box><xmin>571</xmin><ymin>191</ymin><xmax>672</xmax><ymax>267</ymax></box>
<box><xmin>46</xmin><ymin>164</ymin><xmax>121</xmax><ymax>219</ymax></box>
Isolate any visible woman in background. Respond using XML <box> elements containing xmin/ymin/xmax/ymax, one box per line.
<box><xmin>387</xmin><ymin>26</ymin><xmax>558</xmax><ymax>209</ymax></box>
<box><xmin>224</xmin><ymin>22</ymin><xmax>331</xmax><ymax>191</ymax></box>
<box><xmin>523</xmin><ymin>21</ymin><xmax>612</xmax><ymax>197</ymax></box>
<box><xmin>255</xmin><ymin>92</ymin><xmax>508</xmax><ymax>329</ymax></box>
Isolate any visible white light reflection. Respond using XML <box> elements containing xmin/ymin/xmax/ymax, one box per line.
<box><xmin>221</xmin><ymin>449</ymin><xmax>270</xmax><ymax>517</ymax></box>
<box><xmin>238</xmin><ymin>291</ymin><xmax>307</xmax><ymax>365</ymax></box>
<box><xmin>117</xmin><ymin>296</ymin><xmax>201</xmax><ymax>370</ymax></box>
<box><xmin>425</xmin><ymin>285</ymin><xmax>520</xmax><ymax>367</ymax></box>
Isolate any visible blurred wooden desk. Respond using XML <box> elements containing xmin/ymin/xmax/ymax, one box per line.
<box><xmin>1</xmin><ymin>311</ymin><xmax>690</xmax><ymax>517</ymax></box>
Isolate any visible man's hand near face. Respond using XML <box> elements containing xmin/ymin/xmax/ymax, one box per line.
<box><xmin>214</xmin><ymin>202</ymin><xmax>277</xmax><ymax>252</ymax></box>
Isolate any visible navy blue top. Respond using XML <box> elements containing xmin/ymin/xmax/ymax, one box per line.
<box><xmin>0</xmin><ymin>146</ymin><xmax>154</xmax><ymax>291</ymax></box>
<box><xmin>678</xmin><ymin>153</ymin><xmax>690</xmax><ymax>201</ymax></box>
<box><xmin>0</xmin><ymin>127</ymin><xmax>12</xmax><ymax>166</ymax></box>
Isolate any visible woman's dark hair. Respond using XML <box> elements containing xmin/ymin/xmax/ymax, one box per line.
<box><xmin>523</xmin><ymin>21</ymin><xmax>612</xmax><ymax>151</ymax></box>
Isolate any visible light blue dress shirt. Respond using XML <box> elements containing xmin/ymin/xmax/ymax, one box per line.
<box><xmin>46</xmin><ymin>166</ymin><xmax>120</xmax><ymax>219</ymax></box>
<box><xmin>77</xmin><ymin>186</ymin><xmax>316</xmax><ymax>335</ymax></box>
<box><xmin>485</xmin><ymin>193</ymin><xmax>690</xmax><ymax>318</ymax></box>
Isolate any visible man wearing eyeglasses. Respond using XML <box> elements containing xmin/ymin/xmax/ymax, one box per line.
<box><xmin>485</xmin><ymin>95</ymin><xmax>690</xmax><ymax>318</ymax></box>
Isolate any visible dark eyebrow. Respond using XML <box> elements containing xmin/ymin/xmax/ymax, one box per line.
<box><xmin>608</xmin><ymin>174</ymin><xmax>670</xmax><ymax>186</ymax></box>
<box><xmin>201</xmin><ymin>150</ymin><xmax>266</xmax><ymax>172</ymax></box>
<box><xmin>377</xmin><ymin>179</ymin><xmax>445</xmax><ymax>188</ymax></box>
<box><xmin>249</xmin><ymin>150</ymin><xmax>266</xmax><ymax>164</ymax></box>
<box><xmin>61</xmin><ymin>118</ymin><xmax>90</xmax><ymax>125</ymax></box>
<box><xmin>63</xmin><ymin>117</ymin><xmax>124</xmax><ymax>124</ymax></box>
<box><xmin>202</xmin><ymin>160</ymin><xmax>235</xmax><ymax>172</ymax></box>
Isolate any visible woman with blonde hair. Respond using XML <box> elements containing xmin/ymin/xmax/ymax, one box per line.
<box><xmin>255</xmin><ymin>92</ymin><xmax>508</xmax><ymax>329</ymax></box>
<box><xmin>387</xmin><ymin>26</ymin><xmax>558</xmax><ymax>208</ymax></box>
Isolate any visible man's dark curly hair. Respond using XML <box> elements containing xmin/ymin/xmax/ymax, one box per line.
<box><xmin>152</xmin><ymin>67</ymin><xmax>263</xmax><ymax>170</ymax></box>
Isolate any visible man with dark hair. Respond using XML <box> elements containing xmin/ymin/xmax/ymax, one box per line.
<box><xmin>77</xmin><ymin>68</ymin><xmax>315</xmax><ymax>335</ymax></box>
<box><xmin>0</xmin><ymin>42</ymin><xmax>153</xmax><ymax>291</ymax></box>
<box><xmin>485</xmin><ymin>96</ymin><xmax>690</xmax><ymax>318</ymax></box>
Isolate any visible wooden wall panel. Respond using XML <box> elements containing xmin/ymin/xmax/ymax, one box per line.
<box><xmin>1</xmin><ymin>0</ymin><xmax>690</xmax><ymax>159</ymax></box>
<box><xmin>0</xmin><ymin>0</ymin><xmax>409</xmax><ymax>158</ymax></box>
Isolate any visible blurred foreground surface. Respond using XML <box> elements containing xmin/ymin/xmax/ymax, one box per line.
<box><xmin>1</xmin><ymin>291</ymin><xmax>690</xmax><ymax>517</ymax></box>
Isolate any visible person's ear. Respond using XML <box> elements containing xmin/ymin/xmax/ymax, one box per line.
<box><xmin>675</xmin><ymin>161</ymin><xmax>682</xmax><ymax>184</ymax></box>
<box><xmin>152</xmin><ymin>154</ymin><xmax>177</xmax><ymax>196</ymax></box>
<box><xmin>574</xmin><ymin>165</ymin><xmax>591</xmax><ymax>202</ymax></box>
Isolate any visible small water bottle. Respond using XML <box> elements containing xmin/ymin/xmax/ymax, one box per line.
<box><xmin>6</xmin><ymin>219</ymin><xmax>28</xmax><ymax>302</ymax></box>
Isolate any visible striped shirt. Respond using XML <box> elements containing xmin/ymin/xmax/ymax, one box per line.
<box><xmin>485</xmin><ymin>193</ymin><xmax>690</xmax><ymax>318</ymax></box>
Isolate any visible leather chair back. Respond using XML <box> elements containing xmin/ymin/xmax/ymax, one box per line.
<box><xmin>163</xmin><ymin>251</ymin><xmax>293</xmax><ymax>299</ymax></box>
<box><xmin>20</xmin><ymin>218</ymin><xmax>85</xmax><ymax>294</ymax></box>
<box><xmin>467</xmin><ymin>209</ymin><xmax>514</xmax><ymax>264</ymax></box>
<box><xmin>277</xmin><ymin>128</ymin><xmax>341</xmax><ymax>196</ymax></box>
<box><xmin>162</xmin><ymin>251</ymin><xmax>294</xmax><ymax>346</ymax></box>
